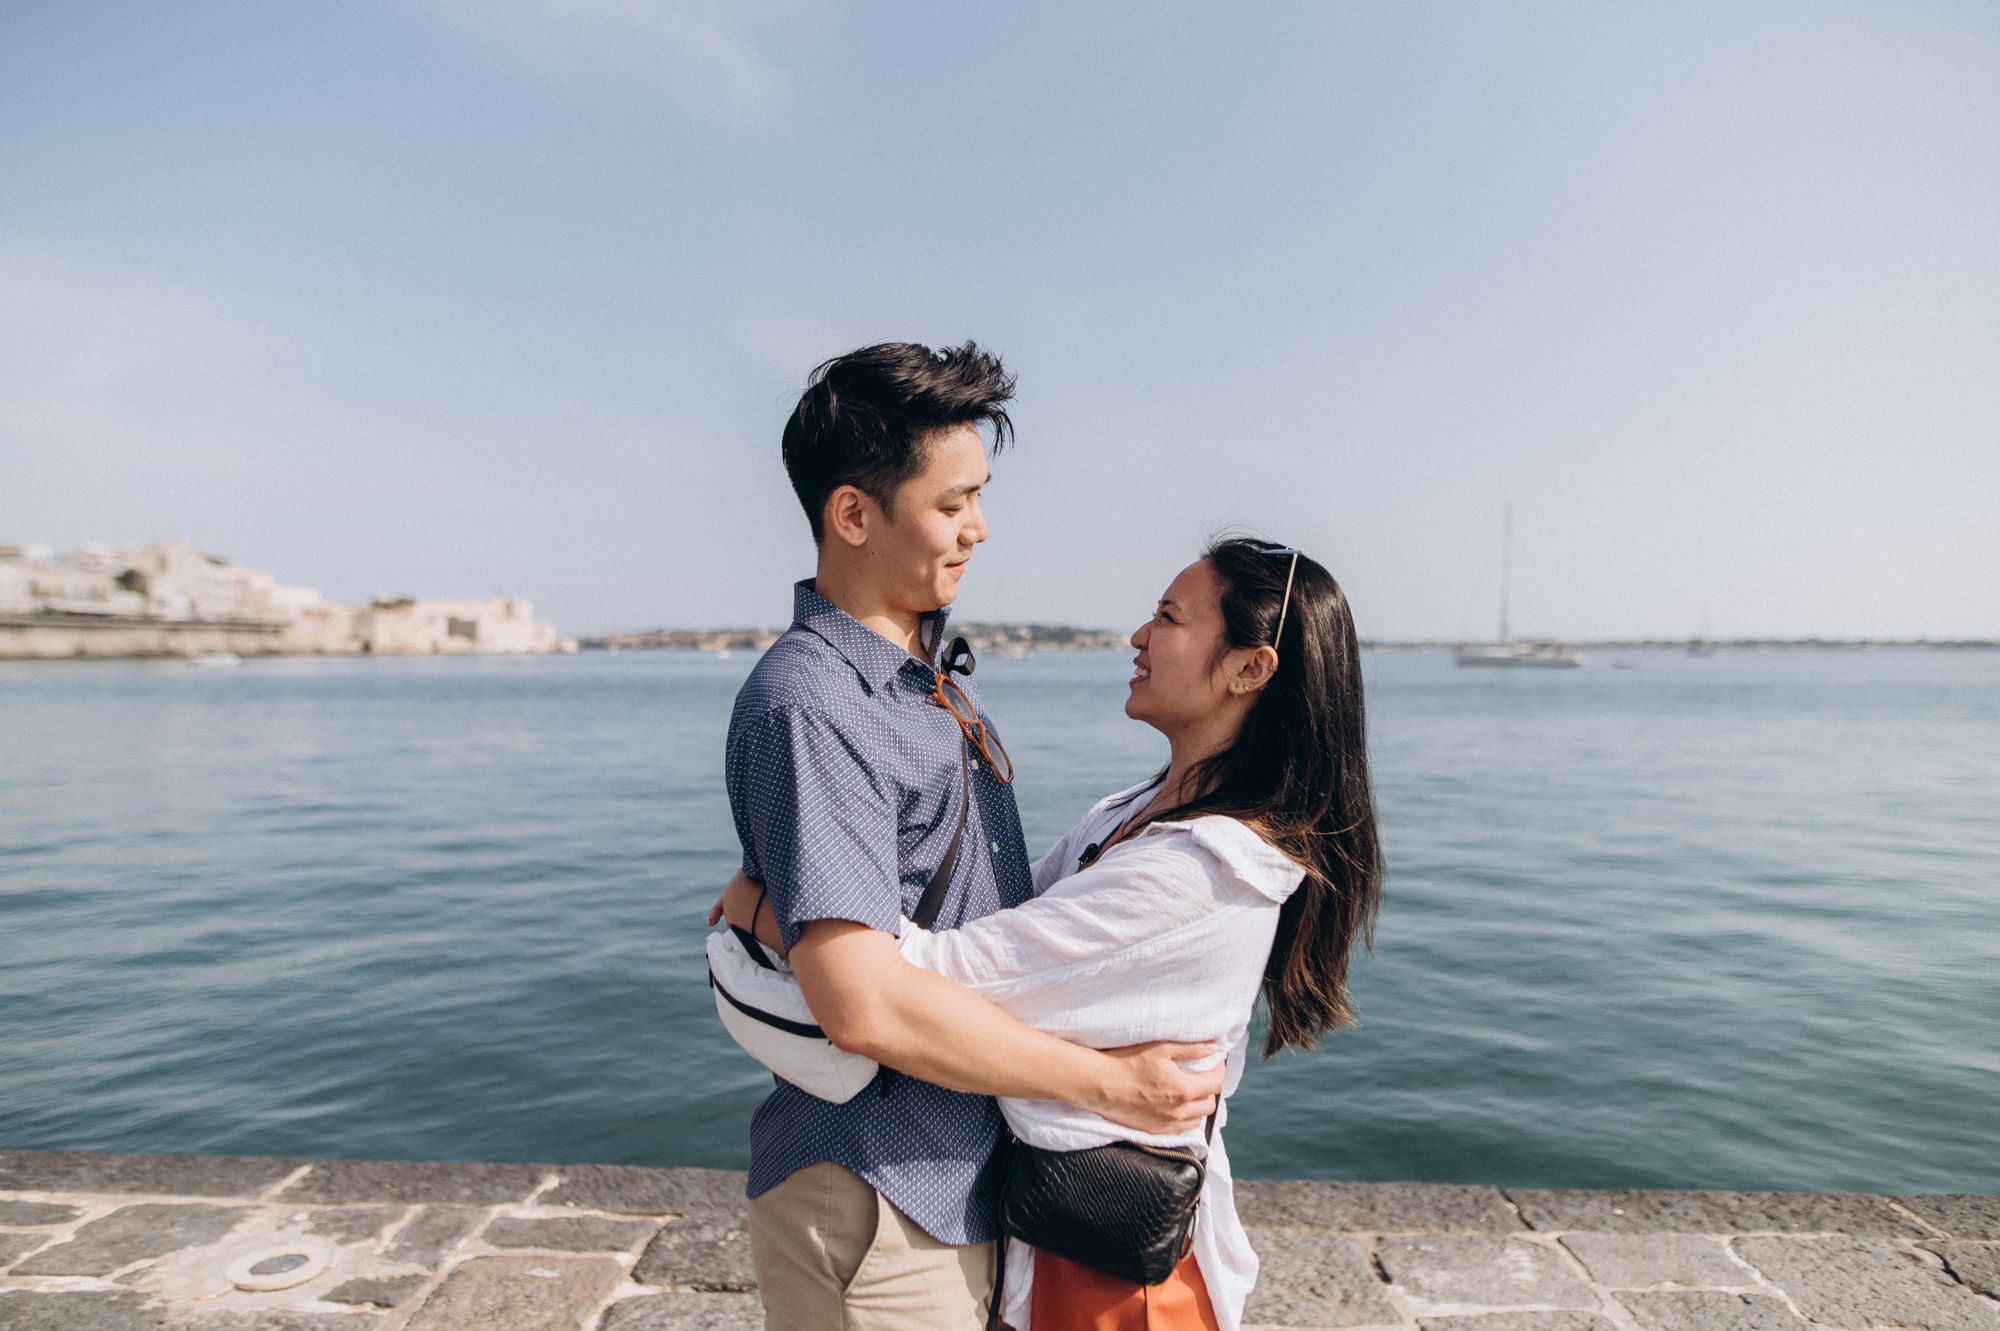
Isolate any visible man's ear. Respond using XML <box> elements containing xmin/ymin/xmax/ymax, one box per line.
<box><xmin>824</xmin><ymin>485</ymin><xmax>873</xmax><ymax>549</ymax></box>
<box><xmin>1229</xmin><ymin>645</ymin><xmax>1279</xmax><ymax>695</ymax></box>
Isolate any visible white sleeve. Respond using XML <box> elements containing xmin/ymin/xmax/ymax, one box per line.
<box><xmin>897</xmin><ymin>836</ymin><xmax>1234</xmax><ymax>996</ymax></box>
<box><xmin>1027</xmin><ymin>827</ymin><xmax>1080</xmax><ymax>896</ymax></box>
<box><xmin>904</xmin><ymin>828</ymin><xmax>1286</xmax><ymax>1051</ymax></box>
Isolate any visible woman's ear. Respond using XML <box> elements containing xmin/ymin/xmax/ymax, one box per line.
<box><xmin>1228</xmin><ymin>645</ymin><xmax>1279</xmax><ymax>695</ymax></box>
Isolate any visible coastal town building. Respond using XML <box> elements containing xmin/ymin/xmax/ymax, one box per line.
<box><xmin>0</xmin><ymin>540</ymin><xmax>572</xmax><ymax>659</ymax></box>
<box><xmin>0</xmin><ymin>544</ymin><xmax>148</xmax><ymax>618</ymax></box>
<box><xmin>349</xmin><ymin>596</ymin><xmax>560</xmax><ymax>656</ymax></box>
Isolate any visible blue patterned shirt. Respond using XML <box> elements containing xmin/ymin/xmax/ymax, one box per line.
<box><xmin>725</xmin><ymin>579</ymin><xmax>1034</xmax><ymax>1245</ymax></box>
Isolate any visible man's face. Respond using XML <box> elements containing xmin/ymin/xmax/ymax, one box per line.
<box><xmin>873</xmin><ymin>422</ymin><xmax>991</xmax><ymax>615</ymax></box>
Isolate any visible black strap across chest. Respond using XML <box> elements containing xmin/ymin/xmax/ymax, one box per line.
<box><xmin>912</xmin><ymin>742</ymin><xmax>970</xmax><ymax>930</ymax></box>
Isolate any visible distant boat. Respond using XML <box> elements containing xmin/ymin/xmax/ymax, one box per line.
<box><xmin>187</xmin><ymin>652</ymin><xmax>242</xmax><ymax>667</ymax></box>
<box><xmin>1455</xmin><ymin>504</ymin><xmax>1584</xmax><ymax>669</ymax></box>
<box><xmin>1457</xmin><ymin>641</ymin><xmax>1585</xmax><ymax>668</ymax></box>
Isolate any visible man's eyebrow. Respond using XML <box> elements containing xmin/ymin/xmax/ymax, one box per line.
<box><xmin>943</xmin><ymin>475</ymin><xmax>991</xmax><ymax>500</ymax></box>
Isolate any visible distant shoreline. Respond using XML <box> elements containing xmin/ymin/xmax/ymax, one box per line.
<box><xmin>1367</xmin><ymin>638</ymin><xmax>2000</xmax><ymax>651</ymax></box>
<box><xmin>579</xmin><ymin>627</ymin><xmax>2000</xmax><ymax>653</ymax></box>
<box><xmin>5</xmin><ymin>625</ymin><xmax>1995</xmax><ymax>662</ymax></box>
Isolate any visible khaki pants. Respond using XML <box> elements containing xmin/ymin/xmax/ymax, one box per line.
<box><xmin>748</xmin><ymin>1160</ymin><xmax>995</xmax><ymax>1331</ymax></box>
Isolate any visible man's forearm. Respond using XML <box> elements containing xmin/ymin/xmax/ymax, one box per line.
<box><xmin>791</xmin><ymin>923</ymin><xmax>1121</xmax><ymax>1105</ymax></box>
<box><xmin>858</xmin><ymin>961</ymin><xmax>1117</xmax><ymax>1103</ymax></box>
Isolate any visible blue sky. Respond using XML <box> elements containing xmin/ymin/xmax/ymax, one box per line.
<box><xmin>3</xmin><ymin>2</ymin><xmax>1995</xmax><ymax>639</ymax></box>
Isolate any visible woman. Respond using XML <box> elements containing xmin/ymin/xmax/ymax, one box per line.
<box><xmin>724</xmin><ymin>537</ymin><xmax>1381</xmax><ymax>1331</ymax></box>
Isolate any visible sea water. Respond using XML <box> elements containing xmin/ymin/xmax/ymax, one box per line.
<box><xmin>2</xmin><ymin>647</ymin><xmax>1995</xmax><ymax>1191</ymax></box>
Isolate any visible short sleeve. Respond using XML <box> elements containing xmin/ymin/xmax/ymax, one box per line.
<box><xmin>728</xmin><ymin>706</ymin><xmax>902</xmax><ymax>948</ymax></box>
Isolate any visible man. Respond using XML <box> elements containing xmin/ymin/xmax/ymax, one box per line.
<box><xmin>725</xmin><ymin>342</ymin><xmax>1222</xmax><ymax>1329</ymax></box>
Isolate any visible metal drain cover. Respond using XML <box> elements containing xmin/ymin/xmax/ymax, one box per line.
<box><xmin>226</xmin><ymin>1245</ymin><xmax>331</xmax><ymax>1291</ymax></box>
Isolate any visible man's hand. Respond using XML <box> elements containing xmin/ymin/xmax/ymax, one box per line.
<box><xmin>1089</xmin><ymin>1040</ymin><xmax>1225</xmax><ymax>1136</ymax></box>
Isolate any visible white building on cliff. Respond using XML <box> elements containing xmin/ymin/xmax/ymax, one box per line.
<box><xmin>0</xmin><ymin>540</ymin><xmax>572</xmax><ymax>659</ymax></box>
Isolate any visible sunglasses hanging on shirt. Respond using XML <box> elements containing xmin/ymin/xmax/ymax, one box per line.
<box><xmin>931</xmin><ymin>636</ymin><xmax>1013</xmax><ymax>782</ymax></box>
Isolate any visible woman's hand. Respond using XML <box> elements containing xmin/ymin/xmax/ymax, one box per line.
<box><xmin>709</xmin><ymin>870</ymin><xmax>787</xmax><ymax>959</ymax></box>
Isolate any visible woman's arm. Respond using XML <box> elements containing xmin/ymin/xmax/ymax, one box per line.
<box><xmin>712</xmin><ymin>871</ymin><xmax>787</xmax><ymax>956</ymax></box>
<box><xmin>708</xmin><ymin>873</ymin><xmax>1226</xmax><ymax>1130</ymax></box>
<box><xmin>897</xmin><ymin>836</ymin><xmax>1231</xmax><ymax>991</ymax></box>
<box><xmin>788</xmin><ymin>919</ymin><xmax>1222</xmax><ymax>1131</ymax></box>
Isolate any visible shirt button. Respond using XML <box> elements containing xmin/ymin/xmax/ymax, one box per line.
<box><xmin>990</xmin><ymin>840</ymin><xmax>1000</xmax><ymax>853</ymax></box>
<box><xmin>971</xmin><ymin>759</ymin><xmax>979</xmax><ymax>770</ymax></box>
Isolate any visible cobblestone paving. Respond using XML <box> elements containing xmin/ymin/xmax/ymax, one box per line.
<box><xmin>0</xmin><ymin>1151</ymin><xmax>1995</xmax><ymax>1329</ymax></box>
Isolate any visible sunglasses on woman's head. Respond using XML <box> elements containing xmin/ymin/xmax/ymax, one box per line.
<box><xmin>1246</xmin><ymin>542</ymin><xmax>1302</xmax><ymax>651</ymax></box>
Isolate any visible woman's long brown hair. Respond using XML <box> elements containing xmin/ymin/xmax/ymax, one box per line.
<box><xmin>1117</xmin><ymin>537</ymin><xmax>1383</xmax><ymax>1057</ymax></box>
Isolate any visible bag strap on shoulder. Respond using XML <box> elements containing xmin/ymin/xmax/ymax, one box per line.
<box><xmin>912</xmin><ymin>742</ymin><xmax>970</xmax><ymax>930</ymax></box>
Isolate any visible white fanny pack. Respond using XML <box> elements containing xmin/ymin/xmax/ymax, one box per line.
<box><xmin>708</xmin><ymin>744</ymin><xmax>970</xmax><ymax>1104</ymax></box>
<box><xmin>706</xmin><ymin>928</ymin><xmax>880</xmax><ymax>1103</ymax></box>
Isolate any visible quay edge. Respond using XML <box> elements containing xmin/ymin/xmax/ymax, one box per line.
<box><xmin>0</xmin><ymin>1149</ymin><xmax>1996</xmax><ymax>1329</ymax></box>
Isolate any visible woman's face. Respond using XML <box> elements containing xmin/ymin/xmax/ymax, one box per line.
<box><xmin>1125</xmin><ymin>559</ymin><xmax>1234</xmax><ymax>731</ymax></box>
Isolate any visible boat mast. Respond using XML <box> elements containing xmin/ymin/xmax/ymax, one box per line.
<box><xmin>1499</xmin><ymin>502</ymin><xmax>1512</xmax><ymax>644</ymax></box>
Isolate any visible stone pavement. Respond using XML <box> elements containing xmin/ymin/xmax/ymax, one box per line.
<box><xmin>1</xmin><ymin>1151</ymin><xmax>1996</xmax><ymax>1330</ymax></box>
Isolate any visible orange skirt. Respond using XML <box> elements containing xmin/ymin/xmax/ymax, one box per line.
<box><xmin>1028</xmin><ymin>1246</ymin><xmax>1221</xmax><ymax>1331</ymax></box>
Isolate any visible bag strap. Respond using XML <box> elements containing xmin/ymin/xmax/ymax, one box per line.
<box><xmin>731</xmin><ymin>883</ymin><xmax>778</xmax><ymax>970</ymax></box>
<box><xmin>878</xmin><ymin>741</ymin><xmax>971</xmax><ymax>1099</ymax></box>
<box><xmin>987</xmin><ymin>1231</ymin><xmax>1007</xmax><ymax>1331</ymax></box>
<box><xmin>730</xmin><ymin>924</ymin><xmax>777</xmax><ymax>970</ymax></box>
<box><xmin>912</xmin><ymin>742</ymin><xmax>970</xmax><ymax>930</ymax></box>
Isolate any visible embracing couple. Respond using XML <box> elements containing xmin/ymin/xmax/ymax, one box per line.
<box><xmin>708</xmin><ymin>341</ymin><xmax>1381</xmax><ymax>1331</ymax></box>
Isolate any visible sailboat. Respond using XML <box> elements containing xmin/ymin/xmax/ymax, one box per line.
<box><xmin>1455</xmin><ymin>504</ymin><xmax>1584</xmax><ymax>669</ymax></box>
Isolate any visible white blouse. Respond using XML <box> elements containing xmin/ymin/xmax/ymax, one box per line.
<box><xmin>896</xmin><ymin>780</ymin><xmax>1306</xmax><ymax>1331</ymax></box>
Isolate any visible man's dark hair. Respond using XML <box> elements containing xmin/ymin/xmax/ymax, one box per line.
<box><xmin>781</xmin><ymin>341</ymin><xmax>1015</xmax><ymax>542</ymax></box>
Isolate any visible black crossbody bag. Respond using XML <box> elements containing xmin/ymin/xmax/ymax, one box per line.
<box><xmin>994</xmin><ymin>1109</ymin><xmax>1214</xmax><ymax>1293</ymax></box>
<box><xmin>983</xmin><ymin>802</ymin><xmax>1217</xmax><ymax>1315</ymax></box>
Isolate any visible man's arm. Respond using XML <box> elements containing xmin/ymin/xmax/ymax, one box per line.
<box><xmin>792</xmin><ymin>919</ymin><xmax>1221</xmax><ymax>1135</ymax></box>
<box><xmin>712</xmin><ymin>870</ymin><xmax>1222</xmax><ymax>1130</ymax></box>
<box><xmin>726</xmin><ymin>706</ymin><xmax>1217</xmax><ymax>1132</ymax></box>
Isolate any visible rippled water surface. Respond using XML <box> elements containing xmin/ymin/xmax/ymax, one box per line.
<box><xmin>3</xmin><ymin>648</ymin><xmax>1995</xmax><ymax>1190</ymax></box>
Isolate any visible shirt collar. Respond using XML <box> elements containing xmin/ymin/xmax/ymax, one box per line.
<box><xmin>792</xmin><ymin>578</ymin><xmax>953</xmax><ymax>693</ymax></box>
